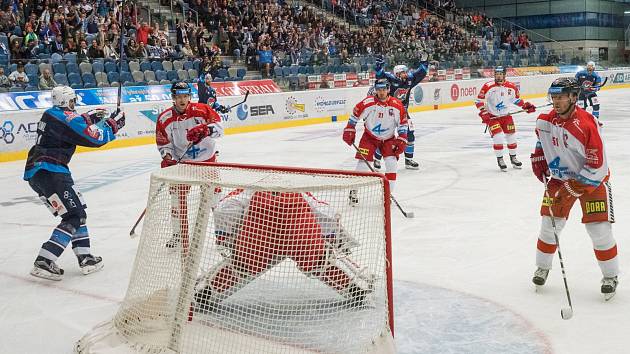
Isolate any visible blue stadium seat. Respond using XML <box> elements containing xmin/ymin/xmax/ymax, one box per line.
<box><xmin>92</xmin><ymin>62</ymin><xmax>105</xmax><ymax>73</ymax></box>
<box><xmin>63</xmin><ymin>53</ymin><xmax>77</xmax><ymax>63</ymax></box>
<box><xmin>107</xmin><ymin>71</ymin><xmax>120</xmax><ymax>84</ymax></box>
<box><xmin>54</xmin><ymin>73</ymin><xmax>68</xmax><ymax>86</ymax></box>
<box><xmin>25</xmin><ymin>63</ymin><xmax>38</xmax><ymax>76</ymax></box>
<box><xmin>51</xmin><ymin>53</ymin><xmax>63</xmax><ymax>63</ymax></box>
<box><xmin>166</xmin><ymin>70</ymin><xmax>178</xmax><ymax>81</ymax></box>
<box><xmin>140</xmin><ymin>61</ymin><xmax>152</xmax><ymax>72</ymax></box>
<box><xmin>82</xmin><ymin>72</ymin><xmax>96</xmax><ymax>85</ymax></box>
<box><xmin>155</xmin><ymin>70</ymin><xmax>167</xmax><ymax>82</ymax></box>
<box><xmin>27</xmin><ymin>75</ymin><xmax>39</xmax><ymax>86</ymax></box>
<box><xmin>289</xmin><ymin>66</ymin><xmax>299</xmax><ymax>76</ymax></box>
<box><xmin>68</xmin><ymin>72</ymin><xmax>82</xmax><ymax>86</ymax></box>
<box><xmin>52</xmin><ymin>62</ymin><xmax>66</xmax><ymax>75</ymax></box>
<box><xmin>120</xmin><ymin>61</ymin><xmax>130</xmax><ymax>73</ymax></box>
<box><xmin>150</xmin><ymin>61</ymin><xmax>163</xmax><ymax>72</ymax></box>
<box><xmin>66</xmin><ymin>63</ymin><xmax>80</xmax><ymax>74</ymax></box>
<box><xmin>104</xmin><ymin>62</ymin><xmax>118</xmax><ymax>73</ymax></box>
<box><xmin>236</xmin><ymin>68</ymin><xmax>246</xmax><ymax>80</ymax></box>
<box><xmin>183</xmin><ymin>61</ymin><xmax>193</xmax><ymax>70</ymax></box>
<box><xmin>282</xmin><ymin>66</ymin><xmax>290</xmax><ymax>77</ymax></box>
<box><xmin>273</xmin><ymin>66</ymin><xmax>282</xmax><ymax>78</ymax></box>
<box><xmin>192</xmin><ymin>59</ymin><xmax>201</xmax><ymax>72</ymax></box>
<box><xmin>120</xmin><ymin>71</ymin><xmax>133</xmax><ymax>85</ymax></box>
<box><xmin>216</xmin><ymin>68</ymin><xmax>228</xmax><ymax>79</ymax></box>
<box><xmin>83</xmin><ymin>82</ymin><xmax>96</xmax><ymax>89</ymax></box>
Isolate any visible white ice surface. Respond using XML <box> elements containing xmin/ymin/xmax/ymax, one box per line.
<box><xmin>1</xmin><ymin>89</ymin><xmax>629</xmax><ymax>354</ymax></box>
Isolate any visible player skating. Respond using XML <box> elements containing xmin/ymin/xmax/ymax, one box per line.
<box><xmin>575</xmin><ymin>61</ymin><xmax>603</xmax><ymax>124</ymax></box>
<box><xmin>193</xmin><ymin>190</ymin><xmax>374</xmax><ymax>311</ymax></box>
<box><xmin>342</xmin><ymin>78</ymin><xmax>408</xmax><ymax>204</ymax></box>
<box><xmin>530</xmin><ymin>77</ymin><xmax>618</xmax><ymax>300</ymax></box>
<box><xmin>24</xmin><ymin>86</ymin><xmax>126</xmax><ymax>280</ymax></box>
<box><xmin>372</xmin><ymin>55</ymin><xmax>428</xmax><ymax>170</ymax></box>
<box><xmin>156</xmin><ymin>81</ymin><xmax>224</xmax><ymax>248</ymax></box>
<box><xmin>475</xmin><ymin>66</ymin><xmax>536</xmax><ymax>171</ymax></box>
<box><xmin>197</xmin><ymin>73</ymin><xmax>231</xmax><ymax>114</ymax></box>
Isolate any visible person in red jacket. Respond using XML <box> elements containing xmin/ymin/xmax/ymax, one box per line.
<box><xmin>156</xmin><ymin>81</ymin><xmax>223</xmax><ymax>248</ymax></box>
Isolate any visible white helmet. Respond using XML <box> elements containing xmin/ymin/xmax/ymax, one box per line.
<box><xmin>393</xmin><ymin>64</ymin><xmax>408</xmax><ymax>75</ymax></box>
<box><xmin>51</xmin><ymin>86</ymin><xmax>76</xmax><ymax>107</ymax></box>
<box><xmin>587</xmin><ymin>61</ymin><xmax>596</xmax><ymax>67</ymax></box>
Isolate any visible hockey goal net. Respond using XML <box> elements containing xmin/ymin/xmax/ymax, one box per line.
<box><xmin>76</xmin><ymin>162</ymin><xmax>394</xmax><ymax>354</ymax></box>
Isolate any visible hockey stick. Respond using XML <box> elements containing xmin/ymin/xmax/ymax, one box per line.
<box><xmin>232</xmin><ymin>90</ymin><xmax>249</xmax><ymax>108</ymax></box>
<box><xmin>115</xmin><ymin>0</ymin><xmax>125</xmax><ymax>111</ymax></box>
<box><xmin>543</xmin><ymin>177</ymin><xmax>574</xmax><ymax>320</ymax></box>
<box><xmin>129</xmin><ymin>141</ymin><xmax>194</xmax><ymax>238</ymax></box>
<box><xmin>483</xmin><ymin>103</ymin><xmax>552</xmax><ymax>133</ymax></box>
<box><xmin>351</xmin><ymin>143</ymin><xmax>414</xmax><ymax>218</ymax></box>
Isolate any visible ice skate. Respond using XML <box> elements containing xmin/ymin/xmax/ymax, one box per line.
<box><xmin>30</xmin><ymin>256</ymin><xmax>64</xmax><ymax>281</ymax></box>
<box><xmin>373</xmin><ymin>159</ymin><xmax>381</xmax><ymax>170</ymax></box>
<box><xmin>78</xmin><ymin>254</ymin><xmax>104</xmax><ymax>275</ymax></box>
<box><xmin>497</xmin><ymin>156</ymin><xmax>508</xmax><ymax>172</ymax></box>
<box><xmin>348</xmin><ymin>190</ymin><xmax>358</xmax><ymax>206</ymax></box>
<box><xmin>532</xmin><ymin>267</ymin><xmax>549</xmax><ymax>290</ymax></box>
<box><xmin>509</xmin><ymin>154</ymin><xmax>522</xmax><ymax>169</ymax></box>
<box><xmin>405</xmin><ymin>158</ymin><xmax>420</xmax><ymax>170</ymax></box>
<box><xmin>601</xmin><ymin>276</ymin><xmax>618</xmax><ymax>301</ymax></box>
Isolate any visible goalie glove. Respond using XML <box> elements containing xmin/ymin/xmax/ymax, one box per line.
<box><xmin>374</xmin><ymin>55</ymin><xmax>385</xmax><ymax>71</ymax></box>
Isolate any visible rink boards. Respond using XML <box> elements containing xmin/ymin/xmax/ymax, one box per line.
<box><xmin>1</xmin><ymin>69</ymin><xmax>630</xmax><ymax>162</ymax></box>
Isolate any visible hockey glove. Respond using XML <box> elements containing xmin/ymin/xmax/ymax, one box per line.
<box><xmin>161</xmin><ymin>156</ymin><xmax>177</xmax><ymax>168</ymax></box>
<box><xmin>186</xmin><ymin>123</ymin><xmax>212</xmax><ymax>144</ymax></box>
<box><xmin>105</xmin><ymin>109</ymin><xmax>125</xmax><ymax>134</ymax></box>
<box><xmin>342</xmin><ymin>126</ymin><xmax>356</xmax><ymax>146</ymax></box>
<box><xmin>374</xmin><ymin>55</ymin><xmax>385</xmax><ymax>71</ymax></box>
<box><xmin>478</xmin><ymin>110</ymin><xmax>494</xmax><ymax>124</ymax></box>
<box><xmin>391</xmin><ymin>137</ymin><xmax>407</xmax><ymax>155</ymax></box>
<box><xmin>81</xmin><ymin>108</ymin><xmax>108</xmax><ymax>124</ymax></box>
<box><xmin>217</xmin><ymin>105</ymin><xmax>231</xmax><ymax>114</ymax></box>
<box><xmin>522</xmin><ymin>102</ymin><xmax>536</xmax><ymax>113</ymax></box>
<box><xmin>530</xmin><ymin>147</ymin><xmax>549</xmax><ymax>183</ymax></box>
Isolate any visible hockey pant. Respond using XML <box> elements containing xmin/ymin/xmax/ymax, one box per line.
<box><xmin>355</xmin><ymin>134</ymin><xmax>400</xmax><ymax>192</ymax></box>
<box><xmin>196</xmin><ymin>192</ymin><xmax>370</xmax><ymax>304</ymax></box>
<box><xmin>487</xmin><ymin>116</ymin><xmax>516</xmax><ymax>158</ymax></box>
<box><xmin>28</xmin><ymin>170</ymin><xmax>91</xmax><ymax>263</ymax></box>
<box><xmin>536</xmin><ymin>180</ymin><xmax>618</xmax><ymax>277</ymax></box>
<box><xmin>579</xmin><ymin>94</ymin><xmax>600</xmax><ymax>119</ymax></box>
<box><xmin>375</xmin><ymin>120</ymin><xmax>415</xmax><ymax>160</ymax></box>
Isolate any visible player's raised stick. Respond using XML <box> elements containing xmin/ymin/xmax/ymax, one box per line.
<box><xmin>351</xmin><ymin>143</ymin><xmax>414</xmax><ymax>219</ymax></box>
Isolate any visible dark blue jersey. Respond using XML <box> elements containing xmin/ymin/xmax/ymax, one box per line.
<box><xmin>374</xmin><ymin>63</ymin><xmax>428</xmax><ymax>107</ymax></box>
<box><xmin>198</xmin><ymin>81</ymin><xmax>224</xmax><ymax>111</ymax></box>
<box><xmin>24</xmin><ymin>106</ymin><xmax>117</xmax><ymax>180</ymax></box>
<box><xmin>575</xmin><ymin>69</ymin><xmax>602</xmax><ymax>97</ymax></box>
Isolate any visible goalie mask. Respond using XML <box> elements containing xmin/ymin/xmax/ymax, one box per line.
<box><xmin>51</xmin><ymin>86</ymin><xmax>77</xmax><ymax>109</ymax></box>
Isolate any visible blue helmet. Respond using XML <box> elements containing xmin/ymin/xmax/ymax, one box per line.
<box><xmin>374</xmin><ymin>78</ymin><xmax>390</xmax><ymax>91</ymax></box>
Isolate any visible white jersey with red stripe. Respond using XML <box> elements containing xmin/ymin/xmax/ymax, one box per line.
<box><xmin>475</xmin><ymin>80</ymin><xmax>523</xmax><ymax>117</ymax></box>
<box><xmin>535</xmin><ymin>106</ymin><xmax>609</xmax><ymax>187</ymax></box>
<box><xmin>156</xmin><ymin>102</ymin><xmax>224</xmax><ymax>162</ymax></box>
<box><xmin>348</xmin><ymin>96</ymin><xmax>408</xmax><ymax>140</ymax></box>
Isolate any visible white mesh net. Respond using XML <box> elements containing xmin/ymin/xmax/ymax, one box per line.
<box><xmin>76</xmin><ymin>163</ymin><xmax>394</xmax><ymax>354</ymax></box>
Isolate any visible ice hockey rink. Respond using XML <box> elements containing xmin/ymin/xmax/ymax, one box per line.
<box><xmin>1</xmin><ymin>87</ymin><xmax>629</xmax><ymax>354</ymax></box>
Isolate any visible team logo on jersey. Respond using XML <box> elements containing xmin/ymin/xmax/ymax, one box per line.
<box><xmin>586</xmin><ymin>148</ymin><xmax>599</xmax><ymax>164</ymax></box>
<box><xmin>394</xmin><ymin>88</ymin><xmax>408</xmax><ymax>101</ymax></box>
<box><xmin>389</xmin><ymin>108</ymin><xmax>395</xmax><ymax>116</ymax></box>
<box><xmin>85</xmin><ymin>125</ymin><xmax>101</xmax><ymax>139</ymax></box>
<box><xmin>585</xmin><ymin>200</ymin><xmax>607</xmax><ymax>214</ymax></box>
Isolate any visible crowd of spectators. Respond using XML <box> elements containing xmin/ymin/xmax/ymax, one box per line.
<box><xmin>0</xmin><ymin>0</ymin><xmax>534</xmax><ymax>89</ymax></box>
<box><xmin>500</xmin><ymin>29</ymin><xmax>531</xmax><ymax>51</ymax></box>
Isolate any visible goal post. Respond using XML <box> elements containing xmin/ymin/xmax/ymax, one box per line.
<box><xmin>76</xmin><ymin>162</ymin><xmax>395</xmax><ymax>354</ymax></box>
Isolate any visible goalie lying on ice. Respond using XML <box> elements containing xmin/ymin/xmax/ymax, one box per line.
<box><xmin>193</xmin><ymin>189</ymin><xmax>375</xmax><ymax>311</ymax></box>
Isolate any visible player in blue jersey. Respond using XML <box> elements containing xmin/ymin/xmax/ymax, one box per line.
<box><xmin>197</xmin><ymin>73</ymin><xmax>231</xmax><ymax>114</ymax></box>
<box><xmin>23</xmin><ymin>86</ymin><xmax>126</xmax><ymax>281</ymax></box>
<box><xmin>371</xmin><ymin>54</ymin><xmax>428</xmax><ymax>170</ymax></box>
<box><xmin>575</xmin><ymin>61</ymin><xmax>602</xmax><ymax>123</ymax></box>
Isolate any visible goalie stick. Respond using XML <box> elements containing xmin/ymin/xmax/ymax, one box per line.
<box><xmin>351</xmin><ymin>143</ymin><xmax>415</xmax><ymax>219</ymax></box>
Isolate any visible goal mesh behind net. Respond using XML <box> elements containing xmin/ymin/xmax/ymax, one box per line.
<box><xmin>76</xmin><ymin>163</ymin><xmax>394</xmax><ymax>354</ymax></box>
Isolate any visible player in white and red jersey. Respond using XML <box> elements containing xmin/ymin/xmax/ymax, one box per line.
<box><xmin>342</xmin><ymin>79</ymin><xmax>408</xmax><ymax>204</ymax></box>
<box><xmin>193</xmin><ymin>189</ymin><xmax>374</xmax><ymax>311</ymax></box>
<box><xmin>475</xmin><ymin>67</ymin><xmax>536</xmax><ymax>171</ymax></box>
<box><xmin>156</xmin><ymin>81</ymin><xmax>224</xmax><ymax>249</ymax></box>
<box><xmin>530</xmin><ymin>77</ymin><xmax>618</xmax><ymax>299</ymax></box>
